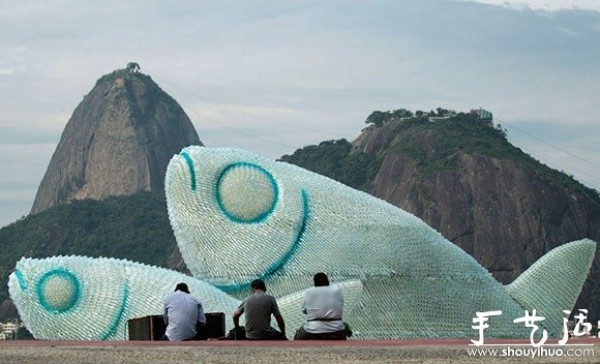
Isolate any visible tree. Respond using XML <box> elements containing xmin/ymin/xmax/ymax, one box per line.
<box><xmin>436</xmin><ymin>107</ymin><xmax>455</xmax><ymax>116</ymax></box>
<box><xmin>365</xmin><ymin>111</ymin><xmax>391</xmax><ymax>127</ymax></box>
<box><xmin>495</xmin><ymin>124</ymin><xmax>508</xmax><ymax>138</ymax></box>
<box><xmin>392</xmin><ymin>109</ymin><xmax>413</xmax><ymax>118</ymax></box>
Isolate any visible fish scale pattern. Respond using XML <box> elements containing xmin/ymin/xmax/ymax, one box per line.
<box><xmin>9</xmin><ymin>255</ymin><xmax>363</xmax><ymax>340</ymax></box>
<box><xmin>165</xmin><ymin>146</ymin><xmax>597</xmax><ymax>339</ymax></box>
<box><xmin>7</xmin><ymin>145</ymin><xmax>596</xmax><ymax>340</ymax></box>
<box><xmin>8</xmin><ymin>256</ymin><xmax>241</xmax><ymax>340</ymax></box>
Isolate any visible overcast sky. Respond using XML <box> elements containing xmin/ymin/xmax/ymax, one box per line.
<box><xmin>1</xmin><ymin>0</ymin><xmax>599</xmax><ymax>228</ymax></box>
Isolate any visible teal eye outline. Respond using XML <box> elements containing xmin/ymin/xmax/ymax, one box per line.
<box><xmin>213</xmin><ymin>188</ymin><xmax>310</xmax><ymax>292</ymax></box>
<box><xmin>37</xmin><ymin>268</ymin><xmax>81</xmax><ymax>314</ymax></box>
<box><xmin>215</xmin><ymin>162</ymin><xmax>279</xmax><ymax>224</ymax></box>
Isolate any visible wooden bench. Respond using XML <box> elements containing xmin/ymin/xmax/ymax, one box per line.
<box><xmin>128</xmin><ymin>313</ymin><xmax>225</xmax><ymax>340</ymax></box>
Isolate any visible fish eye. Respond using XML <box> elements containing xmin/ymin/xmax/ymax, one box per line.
<box><xmin>37</xmin><ymin>268</ymin><xmax>81</xmax><ymax>314</ymax></box>
<box><xmin>216</xmin><ymin>162</ymin><xmax>279</xmax><ymax>223</ymax></box>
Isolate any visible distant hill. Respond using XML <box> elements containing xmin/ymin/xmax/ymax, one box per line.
<box><xmin>31</xmin><ymin>65</ymin><xmax>202</xmax><ymax>214</ymax></box>
<box><xmin>282</xmin><ymin>110</ymin><xmax>600</xmax><ymax>320</ymax></box>
<box><xmin>3</xmin><ymin>64</ymin><xmax>201</xmax><ymax>320</ymax></box>
<box><xmin>0</xmin><ymin>192</ymin><xmax>182</xmax><ymax>319</ymax></box>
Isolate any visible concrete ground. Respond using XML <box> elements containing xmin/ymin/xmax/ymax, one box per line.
<box><xmin>0</xmin><ymin>339</ymin><xmax>597</xmax><ymax>364</ymax></box>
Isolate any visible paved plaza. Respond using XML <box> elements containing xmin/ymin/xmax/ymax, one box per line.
<box><xmin>0</xmin><ymin>339</ymin><xmax>597</xmax><ymax>364</ymax></box>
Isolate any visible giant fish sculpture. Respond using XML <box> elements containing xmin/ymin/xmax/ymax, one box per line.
<box><xmin>165</xmin><ymin>146</ymin><xmax>597</xmax><ymax>339</ymax></box>
<box><xmin>8</xmin><ymin>255</ymin><xmax>363</xmax><ymax>340</ymax></box>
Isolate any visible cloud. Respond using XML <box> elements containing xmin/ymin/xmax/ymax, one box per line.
<box><xmin>0</xmin><ymin>0</ymin><xmax>599</xmax><ymax>227</ymax></box>
<box><xmin>457</xmin><ymin>0</ymin><xmax>600</xmax><ymax>12</ymax></box>
<box><xmin>0</xmin><ymin>143</ymin><xmax>55</xmax><ymax>227</ymax></box>
<box><xmin>185</xmin><ymin>102</ymin><xmax>297</xmax><ymax>127</ymax></box>
<box><xmin>557</xmin><ymin>27</ymin><xmax>579</xmax><ymax>37</ymax></box>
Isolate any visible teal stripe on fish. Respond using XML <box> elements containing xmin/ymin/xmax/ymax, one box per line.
<box><xmin>180</xmin><ymin>151</ymin><xmax>196</xmax><ymax>191</ymax></box>
<box><xmin>100</xmin><ymin>281</ymin><xmax>129</xmax><ymax>341</ymax></box>
<box><xmin>262</xmin><ymin>188</ymin><xmax>309</xmax><ymax>276</ymax></box>
<box><xmin>14</xmin><ymin>269</ymin><xmax>27</xmax><ymax>291</ymax></box>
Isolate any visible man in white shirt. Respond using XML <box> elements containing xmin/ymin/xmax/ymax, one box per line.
<box><xmin>162</xmin><ymin>282</ymin><xmax>206</xmax><ymax>341</ymax></box>
<box><xmin>294</xmin><ymin>272</ymin><xmax>347</xmax><ymax>340</ymax></box>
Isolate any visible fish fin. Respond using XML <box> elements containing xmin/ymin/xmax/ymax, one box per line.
<box><xmin>506</xmin><ymin>239</ymin><xmax>596</xmax><ymax>335</ymax></box>
<box><xmin>276</xmin><ymin>279</ymin><xmax>363</xmax><ymax>338</ymax></box>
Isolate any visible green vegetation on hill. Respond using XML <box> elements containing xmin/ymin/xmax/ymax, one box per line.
<box><xmin>279</xmin><ymin>109</ymin><xmax>598</xmax><ymax>204</ymax></box>
<box><xmin>0</xmin><ymin>192</ymin><xmax>178</xmax><ymax>311</ymax></box>
<box><xmin>279</xmin><ymin>139</ymin><xmax>382</xmax><ymax>191</ymax></box>
<box><xmin>393</xmin><ymin>112</ymin><xmax>513</xmax><ymax>172</ymax></box>
<box><xmin>367</xmin><ymin>109</ymin><xmax>599</xmax><ymax>201</ymax></box>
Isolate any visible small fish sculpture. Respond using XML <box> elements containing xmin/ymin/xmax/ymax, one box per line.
<box><xmin>165</xmin><ymin>146</ymin><xmax>597</xmax><ymax>338</ymax></box>
<box><xmin>8</xmin><ymin>255</ymin><xmax>363</xmax><ymax>340</ymax></box>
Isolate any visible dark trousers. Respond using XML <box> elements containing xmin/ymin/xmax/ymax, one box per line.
<box><xmin>294</xmin><ymin>326</ymin><xmax>347</xmax><ymax>340</ymax></box>
<box><xmin>248</xmin><ymin>327</ymin><xmax>287</xmax><ymax>340</ymax></box>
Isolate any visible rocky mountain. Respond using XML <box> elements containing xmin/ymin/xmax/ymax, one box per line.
<box><xmin>282</xmin><ymin>111</ymin><xmax>600</xmax><ymax>320</ymax></box>
<box><xmin>31</xmin><ymin>65</ymin><xmax>202</xmax><ymax>214</ymax></box>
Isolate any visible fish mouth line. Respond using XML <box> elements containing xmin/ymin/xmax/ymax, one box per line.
<box><xmin>213</xmin><ymin>189</ymin><xmax>309</xmax><ymax>292</ymax></box>
<box><xmin>100</xmin><ymin>280</ymin><xmax>129</xmax><ymax>340</ymax></box>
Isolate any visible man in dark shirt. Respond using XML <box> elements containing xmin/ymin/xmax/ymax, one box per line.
<box><xmin>232</xmin><ymin>279</ymin><xmax>287</xmax><ymax>340</ymax></box>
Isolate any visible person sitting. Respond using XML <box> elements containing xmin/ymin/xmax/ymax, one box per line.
<box><xmin>294</xmin><ymin>272</ymin><xmax>347</xmax><ymax>340</ymax></box>
<box><xmin>162</xmin><ymin>282</ymin><xmax>206</xmax><ymax>341</ymax></box>
<box><xmin>232</xmin><ymin>279</ymin><xmax>287</xmax><ymax>340</ymax></box>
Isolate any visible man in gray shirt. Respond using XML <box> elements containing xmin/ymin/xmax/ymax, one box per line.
<box><xmin>232</xmin><ymin>279</ymin><xmax>287</xmax><ymax>340</ymax></box>
<box><xmin>163</xmin><ymin>282</ymin><xmax>206</xmax><ymax>341</ymax></box>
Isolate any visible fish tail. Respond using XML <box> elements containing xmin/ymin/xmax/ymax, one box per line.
<box><xmin>506</xmin><ymin>239</ymin><xmax>596</xmax><ymax>335</ymax></box>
